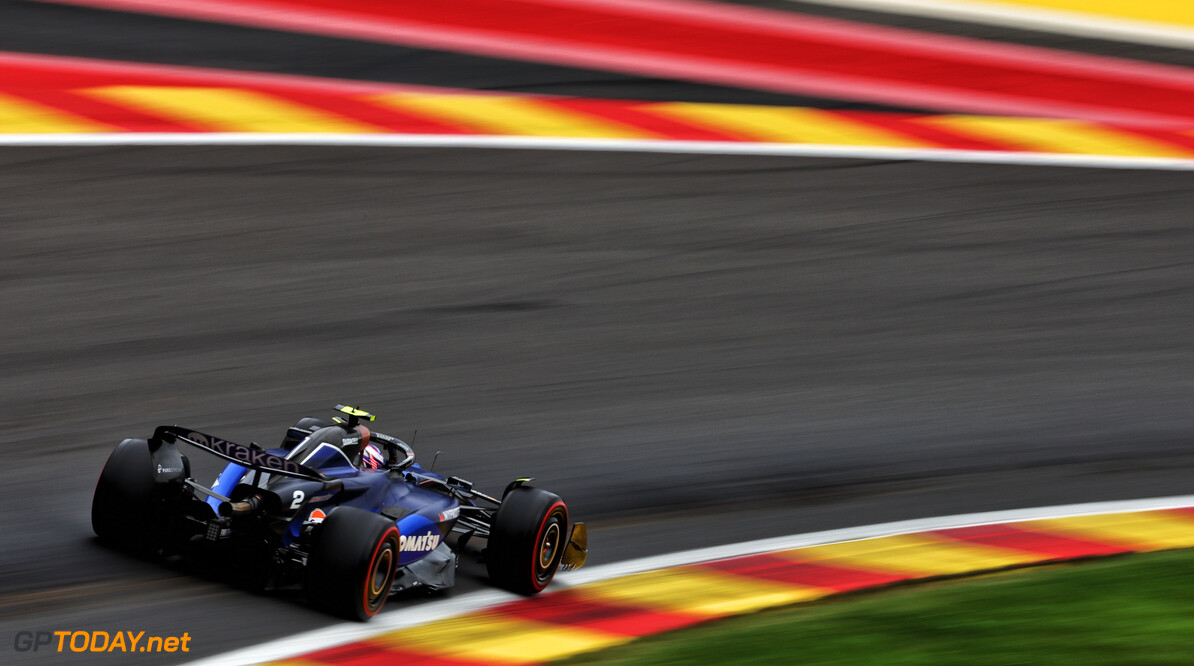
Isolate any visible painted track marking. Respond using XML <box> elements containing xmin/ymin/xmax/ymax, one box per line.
<box><xmin>9</xmin><ymin>134</ymin><xmax>1194</xmax><ymax>171</ymax></box>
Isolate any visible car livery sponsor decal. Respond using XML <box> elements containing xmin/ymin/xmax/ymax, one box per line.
<box><xmin>401</xmin><ymin>533</ymin><xmax>441</xmax><ymax>552</ymax></box>
<box><xmin>439</xmin><ymin>506</ymin><xmax>460</xmax><ymax>522</ymax></box>
<box><xmin>304</xmin><ymin>508</ymin><xmax>327</xmax><ymax>525</ymax></box>
<box><xmin>395</xmin><ymin>514</ymin><xmax>441</xmax><ymax>565</ymax></box>
<box><xmin>189</xmin><ymin>432</ymin><xmax>298</xmax><ymax>473</ymax></box>
<box><xmin>163</xmin><ymin>427</ymin><xmax>317</xmax><ymax>478</ymax></box>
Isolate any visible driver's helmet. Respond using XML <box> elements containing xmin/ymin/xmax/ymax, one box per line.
<box><xmin>361</xmin><ymin>443</ymin><xmax>386</xmax><ymax>469</ymax></box>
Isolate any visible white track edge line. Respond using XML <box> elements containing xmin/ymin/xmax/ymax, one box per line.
<box><xmin>5</xmin><ymin>133</ymin><xmax>1194</xmax><ymax>171</ymax></box>
<box><xmin>785</xmin><ymin>0</ymin><xmax>1194</xmax><ymax>49</ymax></box>
<box><xmin>184</xmin><ymin>493</ymin><xmax>1194</xmax><ymax>666</ymax></box>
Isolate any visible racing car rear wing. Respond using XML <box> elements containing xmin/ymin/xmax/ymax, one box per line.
<box><xmin>152</xmin><ymin>425</ymin><xmax>325</xmax><ymax>482</ymax></box>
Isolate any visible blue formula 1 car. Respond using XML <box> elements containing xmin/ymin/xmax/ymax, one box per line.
<box><xmin>91</xmin><ymin>405</ymin><xmax>587</xmax><ymax>620</ymax></box>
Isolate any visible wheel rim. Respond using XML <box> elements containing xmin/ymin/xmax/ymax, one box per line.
<box><xmin>538</xmin><ymin>522</ymin><xmax>561</xmax><ymax>571</ymax></box>
<box><xmin>369</xmin><ymin>546</ymin><xmax>393</xmax><ymax>601</ymax></box>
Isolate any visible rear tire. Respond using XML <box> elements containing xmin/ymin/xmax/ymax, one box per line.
<box><xmin>306</xmin><ymin>507</ymin><xmax>400</xmax><ymax>621</ymax></box>
<box><xmin>91</xmin><ymin>439</ymin><xmax>159</xmax><ymax>554</ymax></box>
<box><xmin>486</xmin><ymin>486</ymin><xmax>569</xmax><ymax>595</ymax></box>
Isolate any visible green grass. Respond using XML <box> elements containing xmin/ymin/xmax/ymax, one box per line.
<box><xmin>558</xmin><ymin>549</ymin><xmax>1194</xmax><ymax>665</ymax></box>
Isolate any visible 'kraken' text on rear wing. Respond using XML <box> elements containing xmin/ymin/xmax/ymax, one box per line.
<box><xmin>152</xmin><ymin>425</ymin><xmax>324</xmax><ymax>481</ymax></box>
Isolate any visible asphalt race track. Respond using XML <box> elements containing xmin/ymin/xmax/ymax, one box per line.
<box><xmin>1</xmin><ymin>145</ymin><xmax>1193</xmax><ymax>662</ymax></box>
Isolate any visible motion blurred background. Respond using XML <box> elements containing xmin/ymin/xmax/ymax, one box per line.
<box><xmin>2</xmin><ymin>0</ymin><xmax>1193</xmax><ymax>662</ymax></box>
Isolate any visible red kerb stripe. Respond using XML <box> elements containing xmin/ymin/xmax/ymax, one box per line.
<box><xmin>932</xmin><ymin>523</ymin><xmax>1130</xmax><ymax>559</ymax></box>
<box><xmin>700</xmin><ymin>552</ymin><xmax>909</xmax><ymax>591</ymax></box>
<box><xmin>488</xmin><ymin>589</ymin><xmax>705</xmax><ymax>636</ymax></box>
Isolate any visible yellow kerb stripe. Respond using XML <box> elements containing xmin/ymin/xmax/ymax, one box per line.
<box><xmin>650</xmin><ymin>102</ymin><xmax>928</xmax><ymax>147</ymax></box>
<box><xmin>84</xmin><ymin>86</ymin><xmax>381</xmax><ymax>133</ymax></box>
<box><xmin>0</xmin><ymin>93</ymin><xmax>113</xmax><ymax>133</ymax></box>
<box><xmin>371</xmin><ymin>615</ymin><xmax>627</xmax><ymax>663</ymax></box>
<box><xmin>943</xmin><ymin>0</ymin><xmax>1194</xmax><ymax>29</ymax></box>
<box><xmin>781</xmin><ymin>532</ymin><xmax>1045</xmax><ymax>577</ymax></box>
<box><xmin>371</xmin><ymin>93</ymin><xmax>658</xmax><ymax>138</ymax></box>
<box><xmin>1024</xmin><ymin>512</ymin><xmax>1194</xmax><ymax>551</ymax></box>
<box><xmin>575</xmin><ymin>567</ymin><xmax>828</xmax><ymax>617</ymax></box>
<box><xmin>922</xmin><ymin>115</ymin><xmax>1194</xmax><ymax>157</ymax></box>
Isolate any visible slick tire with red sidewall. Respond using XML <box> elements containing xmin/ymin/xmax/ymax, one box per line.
<box><xmin>305</xmin><ymin>507</ymin><xmax>400</xmax><ymax>621</ymax></box>
<box><xmin>486</xmin><ymin>486</ymin><xmax>569</xmax><ymax>595</ymax></box>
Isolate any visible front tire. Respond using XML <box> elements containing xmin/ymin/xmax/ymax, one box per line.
<box><xmin>306</xmin><ymin>507</ymin><xmax>400</xmax><ymax>621</ymax></box>
<box><xmin>486</xmin><ymin>486</ymin><xmax>569</xmax><ymax>595</ymax></box>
